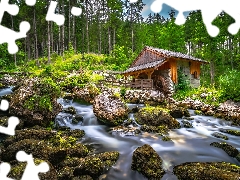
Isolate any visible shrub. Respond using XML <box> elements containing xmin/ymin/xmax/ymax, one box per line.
<box><xmin>218</xmin><ymin>70</ymin><xmax>240</xmax><ymax>102</ymax></box>
<box><xmin>175</xmin><ymin>69</ymin><xmax>191</xmax><ymax>91</ymax></box>
<box><xmin>60</xmin><ymin>73</ymin><xmax>90</xmax><ymax>89</ymax></box>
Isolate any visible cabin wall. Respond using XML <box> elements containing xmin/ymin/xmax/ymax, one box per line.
<box><xmin>177</xmin><ymin>60</ymin><xmax>200</xmax><ymax>88</ymax></box>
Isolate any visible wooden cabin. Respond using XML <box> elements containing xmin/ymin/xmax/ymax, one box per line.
<box><xmin>122</xmin><ymin>46</ymin><xmax>208</xmax><ymax>92</ymax></box>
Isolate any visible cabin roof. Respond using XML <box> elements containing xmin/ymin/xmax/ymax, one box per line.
<box><xmin>124</xmin><ymin>58</ymin><xmax>166</xmax><ymax>74</ymax></box>
<box><xmin>123</xmin><ymin>46</ymin><xmax>208</xmax><ymax>74</ymax></box>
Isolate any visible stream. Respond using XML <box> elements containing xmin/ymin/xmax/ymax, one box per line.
<box><xmin>0</xmin><ymin>86</ymin><xmax>239</xmax><ymax>180</ymax></box>
<box><xmin>56</xmin><ymin>98</ymin><xmax>240</xmax><ymax>180</ymax></box>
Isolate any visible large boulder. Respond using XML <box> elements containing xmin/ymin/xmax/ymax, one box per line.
<box><xmin>173</xmin><ymin>162</ymin><xmax>240</xmax><ymax>180</ymax></box>
<box><xmin>93</xmin><ymin>91</ymin><xmax>129</xmax><ymax>126</ymax></box>
<box><xmin>131</xmin><ymin>144</ymin><xmax>165</xmax><ymax>179</ymax></box>
<box><xmin>134</xmin><ymin>106</ymin><xmax>180</xmax><ymax>129</ymax></box>
<box><xmin>8</xmin><ymin>78</ymin><xmax>62</xmax><ymax>127</ymax></box>
<box><xmin>73</xmin><ymin>84</ymin><xmax>100</xmax><ymax>104</ymax></box>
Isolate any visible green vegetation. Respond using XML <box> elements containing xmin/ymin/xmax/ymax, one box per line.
<box><xmin>23</xmin><ymin>77</ymin><xmax>61</xmax><ymax>111</ymax></box>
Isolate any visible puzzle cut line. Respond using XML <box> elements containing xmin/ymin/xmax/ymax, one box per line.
<box><xmin>150</xmin><ymin>0</ymin><xmax>240</xmax><ymax>37</ymax></box>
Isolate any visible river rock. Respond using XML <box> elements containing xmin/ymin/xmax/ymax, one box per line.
<box><xmin>211</xmin><ymin>132</ymin><xmax>228</xmax><ymax>140</ymax></box>
<box><xmin>93</xmin><ymin>91</ymin><xmax>129</xmax><ymax>126</ymax></box>
<box><xmin>63</xmin><ymin>106</ymin><xmax>77</xmax><ymax>115</ymax></box>
<box><xmin>182</xmin><ymin>120</ymin><xmax>193</xmax><ymax>128</ymax></box>
<box><xmin>131</xmin><ymin>144</ymin><xmax>165</xmax><ymax>179</ymax></box>
<box><xmin>134</xmin><ymin>106</ymin><xmax>180</xmax><ymax>129</ymax></box>
<box><xmin>72</xmin><ymin>114</ymin><xmax>84</xmax><ymax>124</ymax></box>
<box><xmin>210</xmin><ymin>142</ymin><xmax>239</xmax><ymax>157</ymax></box>
<box><xmin>173</xmin><ymin>162</ymin><xmax>240</xmax><ymax>180</ymax></box>
<box><xmin>8</xmin><ymin>78</ymin><xmax>62</xmax><ymax>127</ymax></box>
<box><xmin>170</xmin><ymin>107</ymin><xmax>190</xmax><ymax>118</ymax></box>
<box><xmin>73</xmin><ymin>151</ymin><xmax>119</xmax><ymax>179</ymax></box>
<box><xmin>73</xmin><ymin>84</ymin><xmax>100</xmax><ymax>104</ymax></box>
<box><xmin>9</xmin><ymin>159</ymin><xmax>57</xmax><ymax>180</ymax></box>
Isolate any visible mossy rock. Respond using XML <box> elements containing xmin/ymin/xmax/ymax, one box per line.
<box><xmin>95</xmin><ymin>151</ymin><xmax>119</xmax><ymax>170</ymax></box>
<box><xmin>184</xmin><ymin>117</ymin><xmax>194</xmax><ymax>120</ymax></box>
<box><xmin>162</xmin><ymin>136</ymin><xmax>172</xmax><ymax>141</ymax></box>
<box><xmin>3</xmin><ymin>129</ymin><xmax>55</xmax><ymax>148</ymax></box>
<box><xmin>72</xmin><ymin>114</ymin><xmax>84</xmax><ymax>124</ymax></box>
<box><xmin>236</xmin><ymin>153</ymin><xmax>240</xmax><ymax>162</ymax></box>
<box><xmin>220</xmin><ymin>129</ymin><xmax>240</xmax><ymax>136</ymax></box>
<box><xmin>131</xmin><ymin>144</ymin><xmax>165</xmax><ymax>180</ymax></box>
<box><xmin>169</xmin><ymin>107</ymin><xmax>188</xmax><ymax>118</ymax></box>
<box><xmin>210</xmin><ymin>142</ymin><xmax>239</xmax><ymax>157</ymax></box>
<box><xmin>62</xmin><ymin>129</ymin><xmax>85</xmax><ymax>139</ymax></box>
<box><xmin>58</xmin><ymin>157</ymin><xmax>83</xmax><ymax>169</ymax></box>
<box><xmin>48</xmin><ymin>147</ymin><xmax>68</xmax><ymax>165</ymax></box>
<box><xmin>173</xmin><ymin>162</ymin><xmax>240</xmax><ymax>180</ymax></box>
<box><xmin>67</xmin><ymin>143</ymin><xmax>89</xmax><ymax>158</ymax></box>
<box><xmin>73</xmin><ymin>157</ymin><xmax>104</xmax><ymax>178</ymax></box>
<box><xmin>8</xmin><ymin>159</ymin><xmax>57</xmax><ymax>180</ymax></box>
<box><xmin>63</xmin><ymin>106</ymin><xmax>77</xmax><ymax>115</ymax></box>
<box><xmin>140</xmin><ymin>124</ymin><xmax>169</xmax><ymax>135</ymax></box>
<box><xmin>0</xmin><ymin>116</ymin><xmax>24</xmax><ymax>131</ymax></box>
<box><xmin>135</xmin><ymin>106</ymin><xmax>180</xmax><ymax>129</ymax></box>
<box><xmin>182</xmin><ymin>120</ymin><xmax>193</xmax><ymax>128</ymax></box>
<box><xmin>194</xmin><ymin>110</ymin><xmax>202</xmax><ymax>115</ymax></box>
<box><xmin>212</xmin><ymin>132</ymin><xmax>228</xmax><ymax>140</ymax></box>
<box><xmin>57</xmin><ymin>166</ymin><xmax>74</xmax><ymax>180</ymax></box>
<box><xmin>1</xmin><ymin>139</ymin><xmax>50</xmax><ymax>162</ymax></box>
<box><xmin>72</xmin><ymin>151</ymin><xmax>119</xmax><ymax>179</ymax></box>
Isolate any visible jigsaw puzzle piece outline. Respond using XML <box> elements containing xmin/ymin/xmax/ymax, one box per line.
<box><xmin>16</xmin><ymin>151</ymin><xmax>49</xmax><ymax>180</ymax></box>
<box><xmin>150</xmin><ymin>0</ymin><xmax>240</xmax><ymax>37</ymax></box>
<box><xmin>0</xmin><ymin>0</ymin><xmax>19</xmax><ymax>23</ymax></box>
<box><xmin>0</xmin><ymin>99</ymin><xmax>19</xmax><ymax>136</ymax></box>
<box><xmin>0</xmin><ymin>162</ymin><xmax>15</xmax><ymax>180</ymax></box>
<box><xmin>46</xmin><ymin>1</ymin><xmax>65</xmax><ymax>26</ymax></box>
<box><xmin>0</xmin><ymin>21</ymin><xmax>30</xmax><ymax>54</ymax></box>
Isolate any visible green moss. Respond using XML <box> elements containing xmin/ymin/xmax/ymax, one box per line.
<box><xmin>135</xmin><ymin>105</ymin><xmax>180</xmax><ymax>129</ymax></box>
<box><xmin>173</xmin><ymin>162</ymin><xmax>240</xmax><ymax>180</ymax></box>
<box><xmin>162</xmin><ymin>136</ymin><xmax>172</xmax><ymax>141</ymax></box>
<box><xmin>49</xmin><ymin>132</ymin><xmax>77</xmax><ymax>148</ymax></box>
<box><xmin>210</xmin><ymin>142</ymin><xmax>239</xmax><ymax>157</ymax></box>
<box><xmin>131</xmin><ymin>144</ymin><xmax>165</xmax><ymax>179</ymax></box>
<box><xmin>212</xmin><ymin>132</ymin><xmax>228</xmax><ymax>140</ymax></box>
<box><xmin>194</xmin><ymin>110</ymin><xmax>202</xmax><ymax>115</ymax></box>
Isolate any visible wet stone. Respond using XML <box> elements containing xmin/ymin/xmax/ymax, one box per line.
<box><xmin>173</xmin><ymin>162</ymin><xmax>240</xmax><ymax>180</ymax></box>
<box><xmin>184</xmin><ymin>117</ymin><xmax>194</xmax><ymax>120</ymax></box>
<box><xmin>236</xmin><ymin>153</ymin><xmax>240</xmax><ymax>162</ymax></box>
<box><xmin>182</xmin><ymin>120</ymin><xmax>193</xmax><ymax>128</ymax></box>
<box><xmin>131</xmin><ymin>144</ymin><xmax>165</xmax><ymax>180</ymax></box>
<box><xmin>212</xmin><ymin>132</ymin><xmax>228</xmax><ymax>140</ymax></box>
<box><xmin>210</xmin><ymin>142</ymin><xmax>239</xmax><ymax>157</ymax></box>
<box><xmin>162</xmin><ymin>136</ymin><xmax>172</xmax><ymax>141</ymax></box>
<box><xmin>220</xmin><ymin>129</ymin><xmax>240</xmax><ymax>136</ymax></box>
<box><xmin>63</xmin><ymin>106</ymin><xmax>77</xmax><ymax>115</ymax></box>
<box><xmin>72</xmin><ymin>114</ymin><xmax>84</xmax><ymax>124</ymax></box>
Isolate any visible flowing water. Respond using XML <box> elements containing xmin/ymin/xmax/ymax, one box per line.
<box><xmin>56</xmin><ymin>98</ymin><xmax>240</xmax><ymax>180</ymax></box>
<box><xmin>1</xmin><ymin>86</ymin><xmax>239</xmax><ymax>180</ymax></box>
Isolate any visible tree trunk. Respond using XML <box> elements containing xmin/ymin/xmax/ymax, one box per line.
<box><xmin>51</xmin><ymin>22</ymin><xmax>54</xmax><ymax>53</ymax></box>
<box><xmin>47</xmin><ymin>20</ymin><xmax>51</xmax><ymax>64</ymax></box>
<box><xmin>33</xmin><ymin>7</ymin><xmax>39</xmax><ymax>66</ymax></box>
<box><xmin>62</xmin><ymin>0</ymin><xmax>65</xmax><ymax>58</ymax></box>
<box><xmin>11</xmin><ymin>15</ymin><xmax>17</xmax><ymax>66</ymax></box>
<box><xmin>68</xmin><ymin>0</ymin><xmax>71</xmax><ymax>48</ymax></box>
<box><xmin>86</xmin><ymin>0</ymin><xmax>89</xmax><ymax>53</ymax></box>
<box><xmin>73</xmin><ymin>16</ymin><xmax>76</xmax><ymax>53</ymax></box>
<box><xmin>108</xmin><ymin>27</ymin><xmax>111</xmax><ymax>53</ymax></box>
<box><xmin>210</xmin><ymin>59</ymin><xmax>215</xmax><ymax>85</ymax></box>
